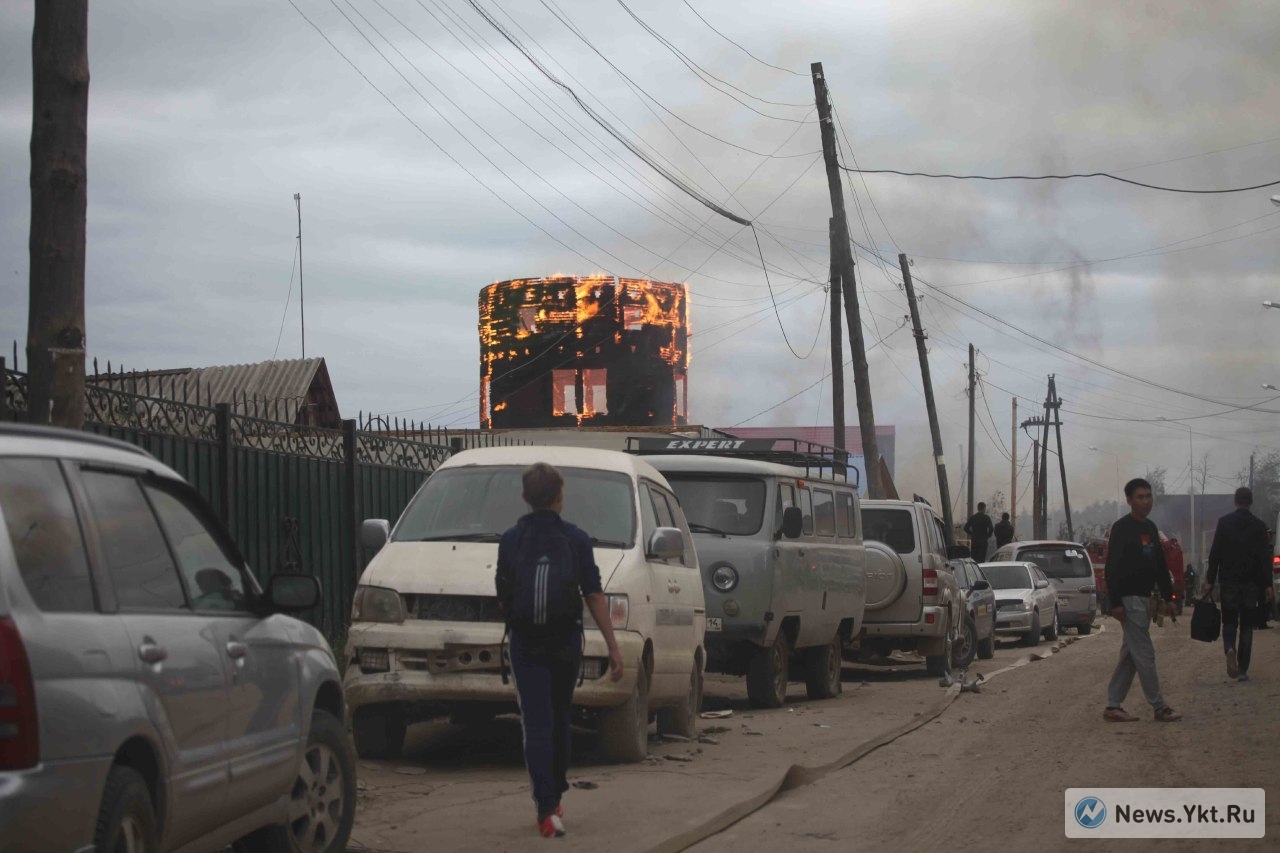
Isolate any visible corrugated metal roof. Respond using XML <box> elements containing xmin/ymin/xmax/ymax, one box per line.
<box><xmin>88</xmin><ymin>358</ymin><xmax>333</xmax><ymax>422</ymax></box>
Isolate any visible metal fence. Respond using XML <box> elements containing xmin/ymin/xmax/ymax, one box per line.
<box><xmin>1</xmin><ymin>355</ymin><xmax>521</xmax><ymax>640</ymax></box>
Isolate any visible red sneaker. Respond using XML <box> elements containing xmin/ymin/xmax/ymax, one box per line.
<box><xmin>536</xmin><ymin>814</ymin><xmax>566</xmax><ymax>838</ymax></box>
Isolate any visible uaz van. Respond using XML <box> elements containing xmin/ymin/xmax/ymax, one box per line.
<box><xmin>344</xmin><ymin>447</ymin><xmax>706</xmax><ymax>763</ymax></box>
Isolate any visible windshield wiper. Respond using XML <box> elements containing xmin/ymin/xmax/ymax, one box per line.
<box><xmin>589</xmin><ymin>537</ymin><xmax>629</xmax><ymax>548</ymax></box>
<box><xmin>414</xmin><ymin>532</ymin><xmax>501</xmax><ymax>542</ymax></box>
<box><xmin>687</xmin><ymin>522</ymin><xmax>729</xmax><ymax>537</ymax></box>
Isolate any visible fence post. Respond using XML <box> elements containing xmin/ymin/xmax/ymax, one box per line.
<box><xmin>215</xmin><ymin>403</ymin><xmax>231</xmax><ymax>529</ymax></box>
<box><xmin>343</xmin><ymin>418</ymin><xmax>359</xmax><ymax>582</ymax></box>
<box><xmin>0</xmin><ymin>357</ymin><xmax>7</xmax><ymax>422</ymax></box>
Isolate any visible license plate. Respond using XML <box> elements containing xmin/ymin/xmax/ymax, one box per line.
<box><xmin>706</xmin><ymin>617</ymin><xmax>722</xmax><ymax>632</ymax></box>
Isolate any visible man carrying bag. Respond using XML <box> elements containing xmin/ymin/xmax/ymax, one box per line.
<box><xmin>1204</xmin><ymin>487</ymin><xmax>1274</xmax><ymax>682</ymax></box>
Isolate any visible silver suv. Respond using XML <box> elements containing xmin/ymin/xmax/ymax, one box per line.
<box><xmin>0</xmin><ymin>424</ymin><xmax>355</xmax><ymax>853</ymax></box>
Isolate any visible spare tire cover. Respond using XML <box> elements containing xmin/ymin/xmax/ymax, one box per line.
<box><xmin>864</xmin><ymin>539</ymin><xmax>909</xmax><ymax>611</ymax></box>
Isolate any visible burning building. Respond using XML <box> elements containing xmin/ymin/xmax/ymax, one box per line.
<box><xmin>479</xmin><ymin>275</ymin><xmax>689</xmax><ymax>429</ymax></box>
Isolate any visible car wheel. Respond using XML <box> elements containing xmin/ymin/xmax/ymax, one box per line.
<box><xmin>1022</xmin><ymin>612</ymin><xmax>1041</xmax><ymax>647</ymax></box>
<box><xmin>951</xmin><ymin>616</ymin><xmax>977</xmax><ymax>669</ymax></box>
<box><xmin>977</xmin><ymin>620</ymin><xmax>996</xmax><ymax>660</ymax></box>
<box><xmin>598</xmin><ymin>663</ymin><xmax>649</xmax><ymax>763</ymax></box>
<box><xmin>94</xmin><ymin>766</ymin><xmax>159</xmax><ymax>853</ymax></box>
<box><xmin>235</xmin><ymin>710</ymin><xmax>357</xmax><ymax>853</ymax></box>
<box><xmin>1044</xmin><ymin>608</ymin><xmax>1059</xmax><ymax>641</ymax></box>
<box><xmin>657</xmin><ymin>660</ymin><xmax>702</xmax><ymax>738</ymax></box>
<box><xmin>747</xmin><ymin>630</ymin><xmax>790</xmax><ymax>708</ymax></box>
<box><xmin>925</xmin><ymin>619</ymin><xmax>954</xmax><ymax>677</ymax></box>
<box><xmin>803</xmin><ymin>633</ymin><xmax>844</xmax><ymax>700</ymax></box>
<box><xmin>352</xmin><ymin>703</ymin><xmax>406</xmax><ymax>760</ymax></box>
<box><xmin>1078</xmin><ymin>622</ymin><xmax>1093</xmax><ymax>636</ymax></box>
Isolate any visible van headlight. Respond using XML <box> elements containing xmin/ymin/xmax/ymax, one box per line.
<box><xmin>711</xmin><ymin>564</ymin><xmax>739</xmax><ymax>592</ymax></box>
<box><xmin>607</xmin><ymin>594</ymin><xmax>629</xmax><ymax>630</ymax></box>
<box><xmin>351</xmin><ymin>585</ymin><xmax>406</xmax><ymax>623</ymax></box>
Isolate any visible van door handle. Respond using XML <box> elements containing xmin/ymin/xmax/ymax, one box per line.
<box><xmin>138</xmin><ymin>642</ymin><xmax>168</xmax><ymax>664</ymax></box>
<box><xmin>226</xmin><ymin>641</ymin><xmax>248</xmax><ymax>660</ymax></box>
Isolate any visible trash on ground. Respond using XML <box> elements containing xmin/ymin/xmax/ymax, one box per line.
<box><xmin>571</xmin><ymin>780</ymin><xmax>599</xmax><ymax>790</ymax></box>
<box><xmin>700</xmin><ymin>709</ymin><xmax>733</xmax><ymax>719</ymax></box>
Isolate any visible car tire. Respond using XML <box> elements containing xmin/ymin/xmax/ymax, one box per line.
<box><xmin>1044</xmin><ymin>608</ymin><xmax>1059</xmax><ymax>641</ymax></box>
<box><xmin>598</xmin><ymin>664</ymin><xmax>649</xmax><ymax>763</ymax></box>
<box><xmin>1078</xmin><ymin>622</ymin><xmax>1093</xmax><ymax>636</ymax></box>
<box><xmin>352</xmin><ymin>703</ymin><xmax>406</xmax><ymax>760</ymax></box>
<box><xmin>1022</xmin><ymin>612</ymin><xmax>1041</xmax><ymax>647</ymax></box>
<box><xmin>747</xmin><ymin>630</ymin><xmax>790</xmax><ymax>708</ymax></box>
<box><xmin>976</xmin><ymin>620</ymin><xmax>996</xmax><ymax>660</ymax></box>
<box><xmin>234</xmin><ymin>710</ymin><xmax>357</xmax><ymax>853</ymax></box>
<box><xmin>657</xmin><ymin>661</ymin><xmax>701</xmax><ymax>738</ymax></box>
<box><xmin>951</xmin><ymin>616</ymin><xmax>978</xmax><ymax>669</ymax></box>
<box><xmin>94</xmin><ymin>766</ymin><xmax>159</xmax><ymax>853</ymax></box>
<box><xmin>925</xmin><ymin>619</ymin><xmax>954</xmax><ymax>677</ymax></box>
<box><xmin>803</xmin><ymin>634</ymin><xmax>844</xmax><ymax>700</ymax></box>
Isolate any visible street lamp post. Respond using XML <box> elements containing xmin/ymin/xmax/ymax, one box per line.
<box><xmin>1159</xmin><ymin>418</ymin><xmax>1195</xmax><ymax>567</ymax></box>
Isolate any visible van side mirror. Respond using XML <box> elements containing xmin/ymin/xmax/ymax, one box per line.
<box><xmin>971</xmin><ymin>579</ymin><xmax>991</xmax><ymax>591</ymax></box>
<box><xmin>361</xmin><ymin>519</ymin><xmax>391</xmax><ymax>553</ymax></box>
<box><xmin>1035</xmin><ymin>579</ymin><xmax>1050</xmax><ymax>589</ymax></box>
<box><xmin>265</xmin><ymin>573</ymin><xmax>320</xmax><ymax>613</ymax></box>
<box><xmin>947</xmin><ymin>544</ymin><xmax>972</xmax><ymax>560</ymax></box>
<box><xmin>647</xmin><ymin>527</ymin><xmax>684</xmax><ymax>561</ymax></box>
<box><xmin>781</xmin><ymin>506</ymin><xmax>803</xmax><ymax>539</ymax></box>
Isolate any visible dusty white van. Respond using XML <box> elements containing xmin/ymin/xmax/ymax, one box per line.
<box><xmin>343</xmin><ymin>446</ymin><xmax>706</xmax><ymax>763</ymax></box>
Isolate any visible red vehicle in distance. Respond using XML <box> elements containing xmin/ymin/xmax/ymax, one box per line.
<box><xmin>1084</xmin><ymin>532</ymin><xmax>1186</xmax><ymax>615</ymax></box>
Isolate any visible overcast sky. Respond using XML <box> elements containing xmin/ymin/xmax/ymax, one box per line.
<box><xmin>2</xmin><ymin>0</ymin><xmax>1278</xmax><ymax>528</ymax></box>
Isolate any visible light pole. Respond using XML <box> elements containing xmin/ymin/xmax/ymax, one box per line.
<box><xmin>1089</xmin><ymin>446</ymin><xmax>1120</xmax><ymax>497</ymax></box>
<box><xmin>1159</xmin><ymin>418</ymin><xmax>1195</xmax><ymax>566</ymax></box>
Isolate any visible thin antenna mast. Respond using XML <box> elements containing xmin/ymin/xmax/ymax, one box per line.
<box><xmin>294</xmin><ymin>192</ymin><xmax>305</xmax><ymax>359</ymax></box>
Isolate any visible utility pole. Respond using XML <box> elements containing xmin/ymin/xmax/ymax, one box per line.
<box><xmin>27</xmin><ymin>1</ymin><xmax>89</xmax><ymax>428</ymax></box>
<box><xmin>812</xmin><ymin>62</ymin><xmax>883</xmax><ymax>498</ymax></box>
<box><xmin>1249</xmin><ymin>452</ymin><xmax>1255</xmax><ymax>491</ymax></box>
<box><xmin>1010</xmin><ymin>396</ymin><xmax>1018</xmax><ymax>536</ymax></box>
<box><xmin>967</xmin><ymin>344</ymin><xmax>976</xmax><ymax>521</ymax></box>
<box><xmin>1049</xmin><ymin>376</ymin><xmax>1073</xmax><ymax>540</ymax></box>
<box><xmin>1031</xmin><ymin>437</ymin><xmax>1041</xmax><ymax>538</ymax></box>
<box><xmin>1039</xmin><ymin>385</ymin><xmax>1051</xmax><ymax>538</ymax></box>
<box><xmin>829</xmin><ymin>219</ymin><xmax>846</xmax><ymax>473</ymax></box>
<box><xmin>899</xmin><ymin>254</ymin><xmax>952</xmax><ymax>541</ymax></box>
<box><xmin>295</xmin><ymin>192</ymin><xmax>306</xmax><ymax>359</ymax></box>
<box><xmin>1188</xmin><ymin>427</ymin><xmax>1196</xmax><ymax>568</ymax></box>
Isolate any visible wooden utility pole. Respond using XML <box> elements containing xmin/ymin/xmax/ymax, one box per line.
<box><xmin>812</xmin><ymin>62</ymin><xmax>883</xmax><ymax>498</ymax></box>
<box><xmin>27</xmin><ymin>1</ymin><xmax>89</xmax><ymax>428</ymax></box>
<box><xmin>967</xmin><ymin>344</ymin><xmax>976</xmax><ymax>521</ymax></box>
<box><xmin>1010</xmin><ymin>396</ymin><xmax>1018</xmax><ymax>536</ymax></box>
<box><xmin>1031</xmin><ymin>437</ymin><xmax>1041</xmax><ymax>537</ymax></box>
<box><xmin>829</xmin><ymin>218</ymin><xmax>845</xmax><ymax>472</ymax></box>
<box><xmin>1039</xmin><ymin>390</ymin><xmax>1051</xmax><ymax>537</ymax></box>
<box><xmin>900</xmin><ymin>253</ymin><xmax>952</xmax><ymax>541</ymax></box>
<box><xmin>1049</xmin><ymin>375</ymin><xmax>1074</xmax><ymax>541</ymax></box>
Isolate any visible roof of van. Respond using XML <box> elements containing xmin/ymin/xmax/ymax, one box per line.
<box><xmin>438</xmin><ymin>445</ymin><xmax>669</xmax><ymax>481</ymax></box>
<box><xmin>641</xmin><ymin>453</ymin><xmax>851</xmax><ymax>483</ymax></box>
<box><xmin>1001</xmin><ymin>540</ymin><xmax>1085</xmax><ymax>549</ymax></box>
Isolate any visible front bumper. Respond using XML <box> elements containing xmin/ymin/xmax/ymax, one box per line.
<box><xmin>995</xmin><ymin>610</ymin><xmax>1035</xmax><ymax>633</ymax></box>
<box><xmin>0</xmin><ymin>756</ymin><xmax>111</xmax><ymax>853</ymax></box>
<box><xmin>862</xmin><ymin>606</ymin><xmax>950</xmax><ymax>639</ymax></box>
<box><xmin>343</xmin><ymin>620</ymin><xmax>644</xmax><ymax>714</ymax></box>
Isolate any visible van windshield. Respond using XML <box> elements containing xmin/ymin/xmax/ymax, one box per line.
<box><xmin>1017</xmin><ymin>546</ymin><xmax>1092</xmax><ymax>579</ymax></box>
<box><xmin>862</xmin><ymin>508</ymin><xmax>915</xmax><ymax>554</ymax></box>
<box><xmin>392</xmin><ymin>466</ymin><xmax>636</xmax><ymax>548</ymax></box>
<box><xmin>664</xmin><ymin>476</ymin><xmax>766</xmax><ymax>536</ymax></box>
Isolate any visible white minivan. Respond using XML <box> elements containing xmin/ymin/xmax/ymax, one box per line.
<box><xmin>344</xmin><ymin>446</ymin><xmax>706</xmax><ymax>763</ymax></box>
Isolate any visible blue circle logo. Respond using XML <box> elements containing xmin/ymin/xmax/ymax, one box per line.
<box><xmin>1074</xmin><ymin>797</ymin><xmax>1107</xmax><ymax>828</ymax></box>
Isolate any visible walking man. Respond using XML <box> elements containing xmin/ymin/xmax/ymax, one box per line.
<box><xmin>1102</xmin><ymin>478</ymin><xmax>1182</xmax><ymax>722</ymax></box>
<box><xmin>496</xmin><ymin>463</ymin><xmax>624</xmax><ymax>837</ymax></box>
<box><xmin>964</xmin><ymin>502</ymin><xmax>995</xmax><ymax>562</ymax></box>
<box><xmin>1204</xmin><ymin>487</ymin><xmax>1274</xmax><ymax>682</ymax></box>
<box><xmin>994</xmin><ymin>512</ymin><xmax>1015</xmax><ymax>548</ymax></box>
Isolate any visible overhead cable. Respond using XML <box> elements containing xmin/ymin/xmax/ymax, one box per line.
<box><xmin>838</xmin><ymin>166</ymin><xmax>1280</xmax><ymax>194</ymax></box>
<box><xmin>680</xmin><ymin>0</ymin><xmax>807</xmax><ymax>77</ymax></box>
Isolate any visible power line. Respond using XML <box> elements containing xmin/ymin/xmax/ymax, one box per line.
<box><xmin>270</xmin><ymin>241</ymin><xmax>300</xmax><ymax>360</ymax></box>
<box><xmin>751</xmin><ymin>225</ymin><xmax>823</xmax><ymax>359</ymax></box>
<box><xmin>679</xmin><ymin>0</ymin><xmax>807</xmax><ymax>77</ymax></box>
<box><xmin>838</xmin><ymin>165</ymin><xmax>1280</xmax><ymax>194</ymax></box>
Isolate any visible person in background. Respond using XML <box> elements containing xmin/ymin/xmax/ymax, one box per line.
<box><xmin>1203</xmin><ymin>487</ymin><xmax>1274</xmax><ymax>682</ymax></box>
<box><xmin>964</xmin><ymin>502</ymin><xmax>994</xmax><ymax>562</ymax></box>
<box><xmin>993</xmin><ymin>512</ymin><xmax>1015</xmax><ymax>548</ymax></box>
<box><xmin>1102</xmin><ymin>478</ymin><xmax>1181</xmax><ymax>723</ymax></box>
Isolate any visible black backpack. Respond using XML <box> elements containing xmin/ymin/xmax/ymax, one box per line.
<box><xmin>500</xmin><ymin>519</ymin><xmax>583</xmax><ymax>635</ymax></box>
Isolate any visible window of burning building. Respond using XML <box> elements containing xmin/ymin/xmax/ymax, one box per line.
<box><xmin>518</xmin><ymin>306</ymin><xmax>539</xmax><ymax>335</ymax></box>
<box><xmin>552</xmin><ymin>368</ymin><xmax>609</xmax><ymax>418</ymax></box>
<box><xmin>553</xmin><ymin>369</ymin><xmax>576</xmax><ymax>416</ymax></box>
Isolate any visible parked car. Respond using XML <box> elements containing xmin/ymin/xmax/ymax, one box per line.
<box><xmin>982</xmin><ymin>560</ymin><xmax>1059</xmax><ymax>646</ymax></box>
<box><xmin>949</xmin><ymin>555</ymin><xmax>996</xmax><ymax>666</ymax></box>
<box><xmin>641</xmin><ymin>448</ymin><xmax>865</xmax><ymax>708</ymax></box>
<box><xmin>859</xmin><ymin>498</ymin><xmax>964</xmax><ymax>676</ymax></box>
<box><xmin>989</xmin><ymin>540</ymin><xmax>1097</xmax><ymax>634</ymax></box>
<box><xmin>0</xmin><ymin>423</ymin><xmax>354</xmax><ymax>853</ymax></box>
<box><xmin>346</xmin><ymin>446</ymin><xmax>706</xmax><ymax>764</ymax></box>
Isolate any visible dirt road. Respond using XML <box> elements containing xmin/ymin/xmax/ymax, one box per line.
<box><xmin>350</xmin><ymin>621</ymin><xmax>1277</xmax><ymax>852</ymax></box>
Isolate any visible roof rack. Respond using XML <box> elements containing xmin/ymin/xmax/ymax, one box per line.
<box><xmin>625</xmin><ymin>436</ymin><xmax>860</xmax><ymax>487</ymax></box>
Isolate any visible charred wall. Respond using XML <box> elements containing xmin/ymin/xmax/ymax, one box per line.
<box><xmin>479</xmin><ymin>275</ymin><xmax>689</xmax><ymax>429</ymax></box>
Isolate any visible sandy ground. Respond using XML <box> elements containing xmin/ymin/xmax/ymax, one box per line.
<box><xmin>349</xmin><ymin>619</ymin><xmax>1280</xmax><ymax>851</ymax></box>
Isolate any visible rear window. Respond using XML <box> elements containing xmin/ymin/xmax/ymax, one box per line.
<box><xmin>665</xmin><ymin>476</ymin><xmax>766</xmax><ymax>536</ymax></box>
<box><xmin>983</xmin><ymin>564</ymin><xmax>1033</xmax><ymax>590</ymax></box>
<box><xmin>393</xmin><ymin>465</ymin><xmax>636</xmax><ymax>548</ymax></box>
<box><xmin>862</xmin><ymin>508</ymin><xmax>914</xmax><ymax>554</ymax></box>
<box><xmin>1017</xmin><ymin>546</ymin><xmax>1092</xmax><ymax>579</ymax></box>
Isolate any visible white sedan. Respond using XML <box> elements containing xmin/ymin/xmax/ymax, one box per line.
<box><xmin>981</xmin><ymin>560</ymin><xmax>1059</xmax><ymax>646</ymax></box>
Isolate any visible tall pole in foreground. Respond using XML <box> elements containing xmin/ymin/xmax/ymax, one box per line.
<box><xmin>295</xmin><ymin>192</ymin><xmax>305</xmax><ymax>359</ymax></box>
<box><xmin>1189</xmin><ymin>427</ymin><xmax>1196</xmax><ymax>567</ymax></box>
<box><xmin>1010</xmin><ymin>396</ymin><xmax>1018</xmax><ymax>536</ymax></box>
<box><xmin>900</xmin><ymin>254</ymin><xmax>952</xmax><ymax>541</ymax></box>
<box><xmin>1049</xmin><ymin>376</ymin><xmax>1073</xmax><ymax>541</ymax></box>
<box><xmin>967</xmin><ymin>344</ymin><xmax>976</xmax><ymax>521</ymax></box>
<box><xmin>829</xmin><ymin>218</ymin><xmax>846</xmax><ymax>474</ymax></box>
<box><xmin>812</xmin><ymin>62</ymin><xmax>883</xmax><ymax>498</ymax></box>
<box><xmin>27</xmin><ymin>1</ymin><xmax>88</xmax><ymax>428</ymax></box>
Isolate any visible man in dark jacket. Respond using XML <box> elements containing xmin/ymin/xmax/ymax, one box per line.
<box><xmin>994</xmin><ymin>512</ymin><xmax>1015</xmax><ymax>548</ymax></box>
<box><xmin>1102</xmin><ymin>478</ymin><xmax>1181</xmax><ymax>723</ymax></box>
<box><xmin>1204</xmin><ymin>487</ymin><xmax>1274</xmax><ymax>682</ymax></box>
<box><xmin>964</xmin><ymin>502</ymin><xmax>995</xmax><ymax>562</ymax></box>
